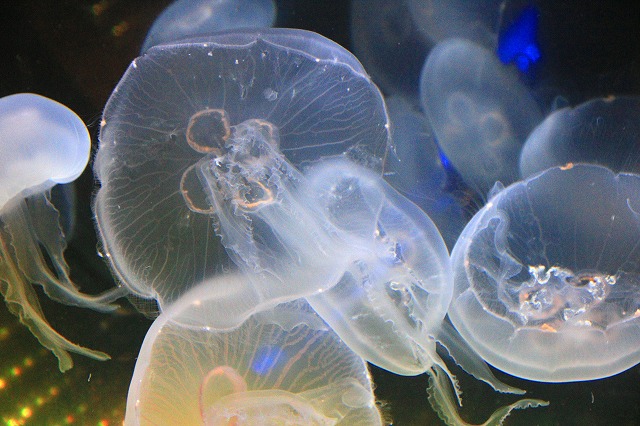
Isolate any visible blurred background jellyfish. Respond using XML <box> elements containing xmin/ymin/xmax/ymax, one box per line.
<box><xmin>94</xmin><ymin>28</ymin><xmax>390</xmax><ymax>311</ymax></box>
<box><xmin>520</xmin><ymin>95</ymin><xmax>640</xmax><ymax>178</ymax></box>
<box><xmin>449</xmin><ymin>164</ymin><xmax>640</xmax><ymax>382</ymax></box>
<box><xmin>125</xmin><ymin>276</ymin><xmax>383</xmax><ymax>425</ymax></box>
<box><xmin>141</xmin><ymin>0</ymin><xmax>277</xmax><ymax>52</ymax></box>
<box><xmin>406</xmin><ymin>0</ymin><xmax>504</xmax><ymax>48</ymax></box>
<box><xmin>0</xmin><ymin>93</ymin><xmax>125</xmax><ymax>372</ymax></box>
<box><xmin>420</xmin><ymin>38</ymin><xmax>543</xmax><ymax>195</ymax></box>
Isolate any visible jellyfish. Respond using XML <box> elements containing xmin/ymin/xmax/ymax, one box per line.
<box><xmin>141</xmin><ymin>0</ymin><xmax>277</xmax><ymax>52</ymax></box>
<box><xmin>406</xmin><ymin>0</ymin><xmax>504</xmax><ymax>48</ymax></box>
<box><xmin>0</xmin><ymin>93</ymin><xmax>126</xmax><ymax>372</ymax></box>
<box><xmin>520</xmin><ymin>95</ymin><xmax>640</xmax><ymax>178</ymax></box>
<box><xmin>420</xmin><ymin>38</ymin><xmax>543</xmax><ymax>195</ymax></box>
<box><xmin>125</xmin><ymin>275</ymin><xmax>383</xmax><ymax>425</ymax></box>
<box><xmin>449</xmin><ymin>163</ymin><xmax>640</xmax><ymax>382</ymax></box>
<box><xmin>94</xmin><ymin>28</ymin><xmax>390</xmax><ymax>310</ymax></box>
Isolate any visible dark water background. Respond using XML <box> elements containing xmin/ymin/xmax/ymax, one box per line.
<box><xmin>1</xmin><ymin>1</ymin><xmax>640</xmax><ymax>424</ymax></box>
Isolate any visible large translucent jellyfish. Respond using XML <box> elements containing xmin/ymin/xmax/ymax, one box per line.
<box><xmin>420</xmin><ymin>38</ymin><xmax>543</xmax><ymax>195</ymax></box>
<box><xmin>520</xmin><ymin>95</ymin><xmax>640</xmax><ymax>178</ymax></box>
<box><xmin>0</xmin><ymin>93</ymin><xmax>124</xmax><ymax>372</ymax></box>
<box><xmin>141</xmin><ymin>0</ymin><xmax>277</xmax><ymax>52</ymax></box>
<box><xmin>125</xmin><ymin>276</ymin><xmax>383</xmax><ymax>425</ymax></box>
<box><xmin>94</xmin><ymin>28</ymin><xmax>390</xmax><ymax>310</ymax></box>
<box><xmin>449</xmin><ymin>163</ymin><xmax>640</xmax><ymax>382</ymax></box>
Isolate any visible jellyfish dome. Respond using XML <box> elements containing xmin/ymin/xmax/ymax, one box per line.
<box><xmin>141</xmin><ymin>0</ymin><xmax>277</xmax><ymax>52</ymax></box>
<box><xmin>449</xmin><ymin>163</ymin><xmax>640</xmax><ymax>382</ymax></box>
<box><xmin>94</xmin><ymin>28</ymin><xmax>390</xmax><ymax>309</ymax></box>
<box><xmin>420</xmin><ymin>38</ymin><xmax>542</xmax><ymax>194</ymax></box>
<box><xmin>125</xmin><ymin>275</ymin><xmax>383</xmax><ymax>425</ymax></box>
<box><xmin>520</xmin><ymin>95</ymin><xmax>640</xmax><ymax>178</ymax></box>
<box><xmin>0</xmin><ymin>93</ymin><xmax>121</xmax><ymax>372</ymax></box>
<box><xmin>0</xmin><ymin>93</ymin><xmax>90</xmax><ymax>209</ymax></box>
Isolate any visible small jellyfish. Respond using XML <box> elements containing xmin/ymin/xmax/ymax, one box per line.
<box><xmin>449</xmin><ymin>163</ymin><xmax>640</xmax><ymax>382</ymax></box>
<box><xmin>420</xmin><ymin>38</ymin><xmax>543</xmax><ymax>195</ymax></box>
<box><xmin>141</xmin><ymin>0</ymin><xmax>277</xmax><ymax>52</ymax></box>
<box><xmin>94</xmin><ymin>28</ymin><xmax>390</xmax><ymax>309</ymax></box>
<box><xmin>520</xmin><ymin>95</ymin><xmax>640</xmax><ymax>178</ymax></box>
<box><xmin>125</xmin><ymin>277</ymin><xmax>383</xmax><ymax>425</ymax></box>
<box><xmin>0</xmin><ymin>93</ymin><xmax>125</xmax><ymax>372</ymax></box>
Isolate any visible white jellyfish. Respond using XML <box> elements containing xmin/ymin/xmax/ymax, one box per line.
<box><xmin>0</xmin><ymin>93</ymin><xmax>126</xmax><ymax>371</ymax></box>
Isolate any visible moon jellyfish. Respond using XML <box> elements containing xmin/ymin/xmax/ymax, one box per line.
<box><xmin>125</xmin><ymin>276</ymin><xmax>383</xmax><ymax>425</ymax></box>
<box><xmin>94</xmin><ymin>28</ymin><xmax>390</xmax><ymax>309</ymax></box>
<box><xmin>0</xmin><ymin>93</ymin><xmax>124</xmax><ymax>372</ymax></box>
<box><xmin>449</xmin><ymin>163</ymin><xmax>640</xmax><ymax>382</ymax></box>
<box><xmin>420</xmin><ymin>38</ymin><xmax>543</xmax><ymax>194</ymax></box>
<box><xmin>141</xmin><ymin>0</ymin><xmax>277</xmax><ymax>52</ymax></box>
<box><xmin>406</xmin><ymin>0</ymin><xmax>504</xmax><ymax>48</ymax></box>
<box><xmin>520</xmin><ymin>95</ymin><xmax>640</xmax><ymax>178</ymax></box>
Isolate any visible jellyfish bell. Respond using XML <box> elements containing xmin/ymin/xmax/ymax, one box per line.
<box><xmin>94</xmin><ymin>27</ymin><xmax>390</xmax><ymax>309</ymax></box>
<box><xmin>420</xmin><ymin>38</ymin><xmax>543</xmax><ymax>195</ymax></box>
<box><xmin>141</xmin><ymin>0</ymin><xmax>277</xmax><ymax>52</ymax></box>
<box><xmin>0</xmin><ymin>94</ymin><xmax>90</xmax><ymax>209</ymax></box>
<box><xmin>449</xmin><ymin>163</ymin><xmax>640</xmax><ymax>382</ymax></box>
<box><xmin>124</xmin><ymin>275</ymin><xmax>383</xmax><ymax>425</ymax></box>
<box><xmin>520</xmin><ymin>95</ymin><xmax>640</xmax><ymax>179</ymax></box>
<box><xmin>302</xmin><ymin>157</ymin><xmax>452</xmax><ymax>374</ymax></box>
<box><xmin>0</xmin><ymin>93</ymin><xmax>126</xmax><ymax>372</ymax></box>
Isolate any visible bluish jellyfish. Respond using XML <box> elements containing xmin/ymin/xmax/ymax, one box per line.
<box><xmin>383</xmin><ymin>96</ymin><xmax>466</xmax><ymax>248</ymax></box>
<box><xmin>449</xmin><ymin>163</ymin><xmax>640</xmax><ymax>382</ymax></box>
<box><xmin>520</xmin><ymin>95</ymin><xmax>640</xmax><ymax>178</ymax></box>
<box><xmin>0</xmin><ymin>93</ymin><xmax>125</xmax><ymax>372</ymax></box>
<box><xmin>141</xmin><ymin>0</ymin><xmax>277</xmax><ymax>52</ymax></box>
<box><xmin>406</xmin><ymin>0</ymin><xmax>504</xmax><ymax>48</ymax></box>
<box><xmin>497</xmin><ymin>6</ymin><xmax>541</xmax><ymax>73</ymax></box>
<box><xmin>420</xmin><ymin>38</ymin><xmax>543</xmax><ymax>195</ymax></box>
<box><xmin>94</xmin><ymin>28</ymin><xmax>390</xmax><ymax>311</ymax></box>
<box><xmin>124</xmin><ymin>277</ymin><xmax>383</xmax><ymax>425</ymax></box>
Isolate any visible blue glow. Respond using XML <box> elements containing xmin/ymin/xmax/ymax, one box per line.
<box><xmin>497</xmin><ymin>6</ymin><xmax>541</xmax><ymax>72</ymax></box>
<box><xmin>251</xmin><ymin>345</ymin><xmax>281</xmax><ymax>375</ymax></box>
<box><xmin>437</xmin><ymin>147</ymin><xmax>454</xmax><ymax>173</ymax></box>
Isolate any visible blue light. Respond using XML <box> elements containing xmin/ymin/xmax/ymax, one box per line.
<box><xmin>438</xmin><ymin>147</ymin><xmax>454</xmax><ymax>173</ymax></box>
<box><xmin>497</xmin><ymin>6</ymin><xmax>541</xmax><ymax>72</ymax></box>
<box><xmin>251</xmin><ymin>345</ymin><xmax>281</xmax><ymax>375</ymax></box>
